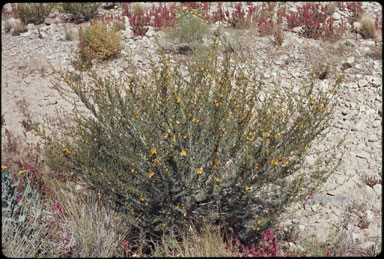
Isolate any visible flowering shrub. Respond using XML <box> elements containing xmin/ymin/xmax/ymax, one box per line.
<box><xmin>41</xmin><ymin>32</ymin><xmax>343</xmax><ymax>249</ymax></box>
<box><xmin>149</xmin><ymin>3</ymin><xmax>177</xmax><ymax>30</ymax></box>
<box><xmin>286</xmin><ymin>3</ymin><xmax>346</xmax><ymax>41</ymax></box>
<box><xmin>128</xmin><ymin>12</ymin><xmax>151</xmax><ymax>36</ymax></box>
<box><xmin>78</xmin><ymin>22</ymin><xmax>122</xmax><ymax>62</ymax></box>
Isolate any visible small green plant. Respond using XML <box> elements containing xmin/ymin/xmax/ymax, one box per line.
<box><xmin>36</xmin><ymin>37</ymin><xmax>343</xmax><ymax>250</ymax></box>
<box><xmin>111</xmin><ymin>20</ymin><xmax>126</xmax><ymax>32</ymax></box>
<box><xmin>61</xmin><ymin>2</ymin><xmax>101</xmax><ymax>23</ymax></box>
<box><xmin>172</xmin><ymin>14</ymin><xmax>209</xmax><ymax>42</ymax></box>
<box><xmin>1</xmin><ymin>166</ymin><xmax>53</xmax><ymax>257</ymax></box>
<box><xmin>77</xmin><ymin>22</ymin><xmax>122</xmax><ymax>66</ymax></box>
<box><xmin>16</xmin><ymin>3</ymin><xmax>55</xmax><ymax>25</ymax></box>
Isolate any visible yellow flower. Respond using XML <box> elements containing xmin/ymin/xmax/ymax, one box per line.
<box><xmin>215</xmin><ymin>160</ymin><xmax>220</xmax><ymax>165</ymax></box>
<box><xmin>245</xmin><ymin>185</ymin><xmax>249</xmax><ymax>191</ymax></box>
<box><xmin>176</xmin><ymin>203</ymin><xmax>180</xmax><ymax>209</ymax></box>
<box><xmin>1</xmin><ymin>165</ymin><xmax>7</xmax><ymax>169</ymax></box>
<box><xmin>140</xmin><ymin>197</ymin><xmax>145</xmax><ymax>201</ymax></box>
<box><xmin>149</xmin><ymin>171</ymin><xmax>155</xmax><ymax>178</ymax></box>
<box><xmin>131</xmin><ymin>168</ymin><xmax>135</xmax><ymax>174</ymax></box>
<box><xmin>151</xmin><ymin>147</ymin><xmax>157</xmax><ymax>154</ymax></box>
<box><xmin>176</xmin><ymin>96</ymin><xmax>181</xmax><ymax>103</ymax></box>
<box><xmin>98</xmin><ymin>193</ymin><xmax>102</xmax><ymax>199</ymax></box>
<box><xmin>18</xmin><ymin>170</ymin><xmax>28</xmax><ymax>175</ymax></box>
<box><xmin>190</xmin><ymin>98</ymin><xmax>195</xmax><ymax>104</ymax></box>
<box><xmin>208</xmin><ymin>56</ymin><xmax>212</xmax><ymax>61</ymax></box>
<box><xmin>62</xmin><ymin>147</ymin><xmax>69</xmax><ymax>154</ymax></box>
<box><xmin>201</xmin><ymin>66</ymin><xmax>205</xmax><ymax>71</ymax></box>
<box><xmin>165</xmin><ymin>60</ymin><xmax>169</xmax><ymax>67</ymax></box>
<box><xmin>183</xmin><ymin>211</ymin><xmax>187</xmax><ymax>217</ymax></box>
<box><xmin>196</xmin><ymin>168</ymin><xmax>203</xmax><ymax>175</ymax></box>
<box><xmin>123</xmin><ymin>117</ymin><xmax>128</xmax><ymax>121</ymax></box>
<box><xmin>163</xmin><ymin>133</ymin><xmax>169</xmax><ymax>139</ymax></box>
<box><xmin>216</xmin><ymin>177</ymin><xmax>222</xmax><ymax>182</ymax></box>
<box><xmin>180</xmin><ymin>150</ymin><xmax>186</xmax><ymax>157</ymax></box>
<box><xmin>100</xmin><ymin>89</ymin><xmax>105</xmax><ymax>94</ymax></box>
<box><xmin>258</xmin><ymin>219</ymin><xmax>262</xmax><ymax>224</ymax></box>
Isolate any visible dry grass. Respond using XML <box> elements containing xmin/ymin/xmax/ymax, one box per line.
<box><xmin>360</xmin><ymin>16</ymin><xmax>377</xmax><ymax>39</ymax></box>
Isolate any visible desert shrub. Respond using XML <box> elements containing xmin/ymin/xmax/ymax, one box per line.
<box><xmin>36</xmin><ymin>37</ymin><xmax>343</xmax><ymax>248</ymax></box>
<box><xmin>360</xmin><ymin>16</ymin><xmax>377</xmax><ymax>39</ymax></box>
<box><xmin>128</xmin><ymin>12</ymin><xmax>151</xmax><ymax>36</ymax></box>
<box><xmin>1</xmin><ymin>166</ymin><xmax>54</xmax><ymax>257</ymax></box>
<box><xmin>16</xmin><ymin>3</ymin><xmax>55</xmax><ymax>25</ymax></box>
<box><xmin>171</xmin><ymin>12</ymin><xmax>209</xmax><ymax>42</ymax></box>
<box><xmin>111</xmin><ymin>20</ymin><xmax>126</xmax><ymax>32</ymax></box>
<box><xmin>61</xmin><ymin>2</ymin><xmax>101</xmax><ymax>23</ymax></box>
<box><xmin>77</xmin><ymin>22</ymin><xmax>122</xmax><ymax>64</ymax></box>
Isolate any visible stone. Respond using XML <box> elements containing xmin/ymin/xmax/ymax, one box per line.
<box><xmin>359</xmin><ymin>241</ymin><xmax>376</xmax><ymax>250</ymax></box>
<box><xmin>353</xmin><ymin>21</ymin><xmax>362</xmax><ymax>32</ymax></box>
<box><xmin>352</xmin><ymin>232</ymin><xmax>362</xmax><ymax>243</ymax></box>
<box><xmin>351</xmin><ymin>121</ymin><xmax>366</xmax><ymax>131</ymax></box>
<box><xmin>366</xmin><ymin>209</ymin><xmax>375</xmax><ymax>222</ymax></box>
<box><xmin>331</xmin><ymin>12</ymin><xmax>341</xmax><ymax>20</ymax></box>
<box><xmin>373</xmin><ymin>184</ymin><xmax>381</xmax><ymax>196</ymax></box>
<box><xmin>292</xmin><ymin>26</ymin><xmax>304</xmax><ymax>34</ymax></box>
<box><xmin>44</xmin><ymin>17</ymin><xmax>57</xmax><ymax>25</ymax></box>
<box><xmin>358</xmin><ymin>79</ymin><xmax>368</xmax><ymax>87</ymax></box>
<box><xmin>346</xmin><ymin>56</ymin><xmax>355</xmax><ymax>65</ymax></box>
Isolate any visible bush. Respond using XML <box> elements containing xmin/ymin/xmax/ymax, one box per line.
<box><xmin>61</xmin><ymin>2</ymin><xmax>101</xmax><ymax>23</ymax></box>
<box><xmin>172</xmin><ymin>13</ymin><xmax>209</xmax><ymax>42</ymax></box>
<box><xmin>360</xmin><ymin>16</ymin><xmax>376</xmax><ymax>39</ymax></box>
<box><xmin>78</xmin><ymin>22</ymin><xmax>122</xmax><ymax>64</ymax></box>
<box><xmin>128</xmin><ymin>12</ymin><xmax>151</xmax><ymax>37</ymax></box>
<box><xmin>16</xmin><ymin>3</ymin><xmax>55</xmax><ymax>25</ymax></box>
<box><xmin>38</xmin><ymin>38</ymin><xmax>343</xmax><ymax>248</ymax></box>
<box><xmin>1</xmin><ymin>166</ymin><xmax>53</xmax><ymax>257</ymax></box>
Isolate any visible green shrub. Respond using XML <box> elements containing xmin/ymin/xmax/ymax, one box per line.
<box><xmin>16</xmin><ymin>3</ymin><xmax>55</xmax><ymax>25</ymax></box>
<box><xmin>171</xmin><ymin>13</ymin><xmax>209</xmax><ymax>42</ymax></box>
<box><xmin>37</xmin><ymin>38</ymin><xmax>343</xmax><ymax>247</ymax></box>
<box><xmin>111</xmin><ymin>20</ymin><xmax>126</xmax><ymax>33</ymax></box>
<box><xmin>1</xmin><ymin>167</ymin><xmax>53</xmax><ymax>257</ymax></box>
<box><xmin>61</xmin><ymin>2</ymin><xmax>101</xmax><ymax>23</ymax></box>
<box><xmin>76</xmin><ymin>22</ymin><xmax>122</xmax><ymax>68</ymax></box>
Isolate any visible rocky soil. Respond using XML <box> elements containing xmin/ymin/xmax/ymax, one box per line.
<box><xmin>1</xmin><ymin>2</ymin><xmax>382</xmax><ymax>253</ymax></box>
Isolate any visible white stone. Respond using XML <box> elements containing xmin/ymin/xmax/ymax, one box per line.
<box><xmin>292</xmin><ymin>26</ymin><xmax>303</xmax><ymax>33</ymax></box>
<box><xmin>373</xmin><ymin>184</ymin><xmax>381</xmax><ymax>196</ymax></box>
<box><xmin>331</xmin><ymin>12</ymin><xmax>341</xmax><ymax>20</ymax></box>
<box><xmin>346</xmin><ymin>56</ymin><xmax>355</xmax><ymax>65</ymax></box>
<box><xmin>353</xmin><ymin>22</ymin><xmax>361</xmax><ymax>32</ymax></box>
<box><xmin>352</xmin><ymin>232</ymin><xmax>362</xmax><ymax>243</ymax></box>
<box><xmin>366</xmin><ymin>209</ymin><xmax>375</xmax><ymax>222</ymax></box>
<box><xmin>358</xmin><ymin>79</ymin><xmax>368</xmax><ymax>87</ymax></box>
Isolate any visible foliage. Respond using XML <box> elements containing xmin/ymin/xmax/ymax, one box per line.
<box><xmin>359</xmin><ymin>16</ymin><xmax>377</xmax><ymax>39</ymax></box>
<box><xmin>286</xmin><ymin>2</ymin><xmax>346</xmax><ymax>41</ymax></box>
<box><xmin>128</xmin><ymin>12</ymin><xmax>151</xmax><ymax>37</ymax></box>
<box><xmin>148</xmin><ymin>3</ymin><xmax>177</xmax><ymax>30</ymax></box>
<box><xmin>35</xmin><ymin>34</ymin><xmax>345</xmax><ymax>250</ymax></box>
<box><xmin>61</xmin><ymin>2</ymin><xmax>101</xmax><ymax>23</ymax></box>
<box><xmin>16</xmin><ymin>3</ymin><xmax>55</xmax><ymax>25</ymax></box>
<box><xmin>1</xmin><ymin>166</ymin><xmax>53</xmax><ymax>257</ymax></box>
<box><xmin>78</xmin><ymin>22</ymin><xmax>122</xmax><ymax>64</ymax></box>
<box><xmin>171</xmin><ymin>12</ymin><xmax>209</xmax><ymax>43</ymax></box>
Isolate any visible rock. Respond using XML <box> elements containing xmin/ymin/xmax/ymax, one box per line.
<box><xmin>351</xmin><ymin>121</ymin><xmax>366</xmax><ymax>131</ymax></box>
<box><xmin>292</xmin><ymin>26</ymin><xmax>304</xmax><ymax>34</ymax></box>
<box><xmin>44</xmin><ymin>17</ymin><xmax>57</xmax><ymax>25</ymax></box>
<box><xmin>373</xmin><ymin>184</ymin><xmax>381</xmax><ymax>196</ymax></box>
<box><xmin>359</xmin><ymin>241</ymin><xmax>376</xmax><ymax>250</ymax></box>
<box><xmin>366</xmin><ymin>209</ymin><xmax>375</xmax><ymax>222</ymax></box>
<box><xmin>353</xmin><ymin>21</ymin><xmax>361</xmax><ymax>32</ymax></box>
<box><xmin>346</xmin><ymin>56</ymin><xmax>355</xmax><ymax>65</ymax></box>
<box><xmin>352</xmin><ymin>232</ymin><xmax>362</xmax><ymax>243</ymax></box>
<box><xmin>331</xmin><ymin>12</ymin><xmax>341</xmax><ymax>20</ymax></box>
<box><xmin>358</xmin><ymin>79</ymin><xmax>368</xmax><ymax>87</ymax></box>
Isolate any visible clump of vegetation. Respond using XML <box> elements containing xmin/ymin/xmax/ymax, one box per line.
<box><xmin>359</xmin><ymin>16</ymin><xmax>377</xmax><ymax>39</ymax></box>
<box><xmin>75</xmin><ymin>22</ymin><xmax>122</xmax><ymax>69</ymax></box>
<box><xmin>31</xmin><ymin>34</ymin><xmax>344</xmax><ymax>252</ymax></box>
<box><xmin>171</xmin><ymin>12</ymin><xmax>209</xmax><ymax>42</ymax></box>
<box><xmin>16</xmin><ymin>3</ymin><xmax>55</xmax><ymax>25</ymax></box>
<box><xmin>61</xmin><ymin>2</ymin><xmax>101</xmax><ymax>23</ymax></box>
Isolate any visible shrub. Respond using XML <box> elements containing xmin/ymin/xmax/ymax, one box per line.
<box><xmin>61</xmin><ymin>2</ymin><xmax>101</xmax><ymax>23</ymax></box>
<box><xmin>360</xmin><ymin>16</ymin><xmax>377</xmax><ymax>39</ymax></box>
<box><xmin>16</xmin><ymin>3</ymin><xmax>55</xmax><ymax>25</ymax></box>
<box><xmin>111</xmin><ymin>20</ymin><xmax>126</xmax><ymax>32</ymax></box>
<box><xmin>171</xmin><ymin>13</ymin><xmax>209</xmax><ymax>42</ymax></box>
<box><xmin>128</xmin><ymin>12</ymin><xmax>151</xmax><ymax>37</ymax></box>
<box><xmin>78</xmin><ymin>22</ymin><xmax>122</xmax><ymax>62</ymax></box>
<box><xmin>149</xmin><ymin>3</ymin><xmax>177</xmax><ymax>30</ymax></box>
<box><xmin>37</xmin><ymin>37</ymin><xmax>343</xmax><ymax>248</ymax></box>
<box><xmin>1</xmin><ymin>164</ymin><xmax>53</xmax><ymax>257</ymax></box>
